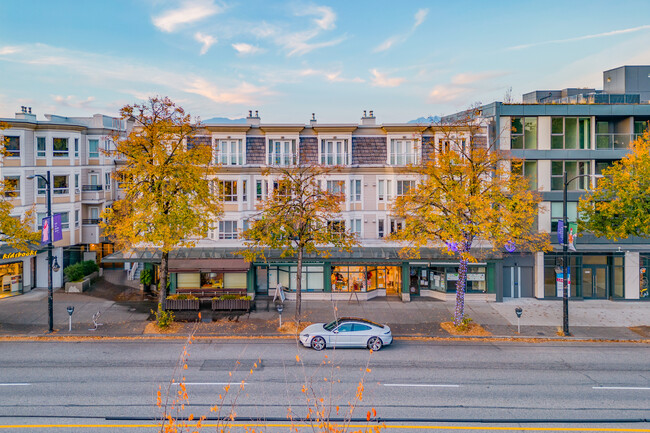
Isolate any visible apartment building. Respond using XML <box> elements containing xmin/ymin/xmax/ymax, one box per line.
<box><xmin>0</xmin><ymin>108</ymin><xmax>126</xmax><ymax>296</ymax></box>
<box><xmin>105</xmin><ymin>111</ymin><xmax>498</xmax><ymax>302</ymax></box>
<box><xmin>445</xmin><ymin>65</ymin><xmax>650</xmax><ymax>301</ymax></box>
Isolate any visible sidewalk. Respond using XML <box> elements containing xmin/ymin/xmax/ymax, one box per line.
<box><xmin>0</xmin><ymin>274</ymin><xmax>648</xmax><ymax>341</ymax></box>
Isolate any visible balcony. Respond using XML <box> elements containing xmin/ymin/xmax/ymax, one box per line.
<box><xmin>82</xmin><ymin>185</ymin><xmax>103</xmax><ymax>191</ymax></box>
<box><xmin>595</xmin><ymin>133</ymin><xmax>640</xmax><ymax>150</ymax></box>
<box><xmin>389</xmin><ymin>153</ymin><xmax>420</xmax><ymax>165</ymax></box>
<box><xmin>81</xmin><ymin>185</ymin><xmax>104</xmax><ymax>203</ymax></box>
<box><xmin>82</xmin><ymin>218</ymin><xmax>102</xmax><ymax>225</ymax></box>
<box><xmin>81</xmin><ymin>221</ymin><xmax>104</xmax><ymax>244</ymax></box>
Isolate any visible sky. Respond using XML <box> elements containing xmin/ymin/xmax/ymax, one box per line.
<box><xmin>1</xmin><ymin>0</ymin><xmax>650</xmax><ymax>123</ymax></box>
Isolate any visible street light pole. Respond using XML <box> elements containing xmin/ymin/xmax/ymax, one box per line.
<box><xmin>562</xmin><ymin>171</ymin><xmax>569</xmax><ymax>336</ymax></box>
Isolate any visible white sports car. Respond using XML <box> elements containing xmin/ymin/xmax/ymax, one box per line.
<box><xmin>299</xmin><ymin>318</ymin><xmax>393</xmax><ymax>351</ymax></box>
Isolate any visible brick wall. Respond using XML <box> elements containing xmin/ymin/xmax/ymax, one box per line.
<box><xmin>352</xmin><ymin>137</ymin><xmax>387</xmax><ymax>165</ymax></box>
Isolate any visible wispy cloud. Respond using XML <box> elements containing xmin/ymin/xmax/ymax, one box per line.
<box><xmin>0</xmin><ymin>43</ymin><xmax>272</xmax><ymax>107</ymax></box>
<box><xmin>428</xmin><ymin>70</ymin><xmax>507</xmax><ymax>104</ymax></box>
<box><xmin>428</xmin><ymin>85</ymin><xmax>472</xmax><ymax>103</ymax></box>
<box><xmin>451</xmin><ymin>71</ymin><xmax>508</xmax><ymax>85</ymax></box>
<box><xmin>152</xmin><ymin>0</ymin><xmax>222</xmax><ymax>33</ymax></box>
<box><xmin>296</xmin><ymin>5</ymin><xmax>337</xmax><ymax>30</ymax></box>
<box><xmin>370</xmin><ymin>69</ymin><xmax>404</xmax><ymax>87</ymax></box>
<box><xmin>279</xmin><ymin>31</ymin><xmax>346</xmax><ymax>56</ymax></box>
<box><xmin>374</xmin><ymin>8</ymin><xmax>428</xmax><ymax>53</ymax></box>
<box><xmin>52</xmin><ymin>95</ymin><xmax>96</xmax><ymax>109</ymax></box>
<box><xmin>507</xmin><ymin>24</ymin><xmax>650</xmax><ymax>51</ymax></box>
<box><xmin>299</xmin><ymin>68</ymin><xmax>364</xmax><ymax>83</ymax></box>
<box><xmin>232</xmin><ymin>43</ymin><xmax>263</xmax><ymax>55</ymax></box>
<box><xmin>195</xmin><ymin>32</ymin><xmax>217</xmax><ymax>55</ymax></box>
<box><xmin>0</xmin><ymin>46</ymin><xmax>21</xmax><ymax>55</ymax></box>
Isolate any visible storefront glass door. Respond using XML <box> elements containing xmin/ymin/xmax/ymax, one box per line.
<box><xmin>582</xmin><ymin>266</ymin><xmax>608</xmax><ymax>299</ymax></box>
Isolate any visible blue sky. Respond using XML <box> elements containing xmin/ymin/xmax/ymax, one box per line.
<box><xmin>2</xmin><ymin>0</ymin><xmax>650</xmax><ymax>123</ymax></box>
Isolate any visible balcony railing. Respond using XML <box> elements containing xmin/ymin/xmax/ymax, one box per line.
<box><xmin>82</xmin><ymin>218</ymin><xmax>102</xmax><ymax>225</ymax></box>
<box><xmin>389</xmin><ymin>153</ymin><xmax>419</xmax><ymax>165</ymax></box>
<box><xmin>82</xmin><ymin>185</ymin><xmax>103</xmax><ymax>191</ymax></box>
<box><xmin>595</xmin><ymin>133</ymin><xmax>641</xmax><ymax>150</ymax></box>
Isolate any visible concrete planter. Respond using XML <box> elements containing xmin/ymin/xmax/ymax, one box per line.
<box><xmin>166</xmin><ymin>299</ymin><xmax>200</xmax><ymax>310</ymax></box>
<box><xmin>212</xmin><ymin>299</ymin><xmax>251</xmax><ymax>311</ymax></box>
<box><xmin>64</xmin><ymin>271</ymin><xmax>98</xmax><ymax>293</ymax></box>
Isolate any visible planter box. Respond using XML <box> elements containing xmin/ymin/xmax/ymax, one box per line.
<box><xmin>212</xmin><ymin>299</ymin><xmax>251</xmax><ymax>311</ymax></box>
<box><xmin>64</xmin><ymin>272</ymin><xmax>98</xmax><ymax>293</ymax></box>
<box><xmin>166</xmin><ymin>299</ymin><xmax>200</xmax><ymax>310</ymax></box>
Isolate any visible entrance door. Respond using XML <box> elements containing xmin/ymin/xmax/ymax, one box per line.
<box><xmin>582</xmin><ymin>266</ymin><xmax>608</xmax><ymax>299</ymax></box>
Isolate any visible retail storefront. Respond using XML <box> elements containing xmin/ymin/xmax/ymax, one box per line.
<box><xmin>167</xmin><ymin>258</ymin><xmax>250</xmax><ymax>295</ymax></box>
<box><xmin>0</xmin><ymin>248</ymin><xmax>37</xmax><ymax>297</ymax></box>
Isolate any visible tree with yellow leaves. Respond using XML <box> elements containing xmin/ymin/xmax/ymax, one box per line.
<box><xmin>0</xmin><ymin>123</ymin><xmax>39</xmax><ymax>251</ymax></box>
<box><xmin>240</xmin><ymin>164</ymin><xmax>358</xmax><ymax>321</ymax></box>
<box><xmin>101</xmin><ymin>97</ymin><xmax>222</xmax><ymax>311</ymax></box>
<box><xmin>578</xmin><ymin>129</ymin><xmax>650</xmax><ymax>240</ymax></box>
<box><xmin>391</xmin><ymin>110</ymin><xmax>549</xmax><ymax>326</ymax></box>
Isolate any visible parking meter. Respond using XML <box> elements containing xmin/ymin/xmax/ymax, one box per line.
<box><xmin>515</xmin><ymin>307</ymin><xmax>522</xmax><ymax>334</ymax></box>
<box><xmin>276</xmin><ymin>303</ymin><xmax>284</xmax><ymax>327</ymax></box>
<box><xmin>66</xmin><ymin>306</ymin><xmax>75</xmax><ymax>332</ymax></box>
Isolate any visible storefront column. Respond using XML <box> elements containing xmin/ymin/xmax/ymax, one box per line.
<box><xmin>489</xmin><ymin>262</ymin><xmax>501</xmax><ymax>302</ymax></box>
<box><xmin>323</xmin><ymin>262</ymin><xmax>332</xmax><ymax>293</ymax></box>
<box><xmin>246</xmin><ymin>268</ymin><xmax>255</xmax><ymax>296</ymax></box>
<box><xmin>625</xmin><ymin>251</ymin><xmax>640</xmax><ymax>299</ymax></box>
<box><xmin>534</xmin><ymin>252</ymin><xmax>545</xmax><ymax>299</ymax></box>
<box><xmin>401</xmin><ymin>262</ymin><xmax>410</xmax><ymax>301</ymax></box>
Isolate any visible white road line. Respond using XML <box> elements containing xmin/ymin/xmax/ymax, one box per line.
<box><xmin>174</xmin><ymin>382</ymin><xmax>250</xmax><ymax>386</ymax></box>
<box><xmin>0</xmin><ymin>383</ymin><xmax>31</xmax><ymax>386</ymax></box>
<box><xmin>383</xmin><ymin>384</ymin><xmax>460</xmax><ymax>388</ymax></box>
<box><xmin>593</xmin><ymin>386</ymin><xmax>650</xmax><ymax>390</ymax></box>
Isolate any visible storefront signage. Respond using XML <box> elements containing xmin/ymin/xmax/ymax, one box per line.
<box><xmin>2</xmin><ymin>250</ymin><xmax>36</xmax><ymax>260</ymax></box>
<box><xmin>447</xmin><ymin>273</ymin><xmax>485</xmax><ymax>281</ymax></box>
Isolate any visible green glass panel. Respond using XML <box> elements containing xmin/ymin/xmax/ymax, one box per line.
<box><xmin>511</xmin><ymin>117</ymin><xmax>523</xmax><ymax>134</ymax></box>
<box><xmin>551</xmin><ymin>118</ymin><xmax>563</xmax><ymax>134</ymax></box>
<box><xmin>511</xmin><ymin>135</ymin><xmax>524</xmax><ymax>149</ymax></box>
<box><xmin>551</xmin><ymin>161</ymin><xmax>563</xmax><ymax>175</ymax></box>
<box><xmin>524</xmin><ymin>118</ymin><xmax>537</xmax><ymax>149</ymax></box>
<box><xmin>551</xmin><ymin>135</ymin><xmax>564</xmax><ymax>149</ymax></box>
<box><xmin>565</xmin><ymin>118</ymin><xmax>577</xmax><ymax>149</ymax></box>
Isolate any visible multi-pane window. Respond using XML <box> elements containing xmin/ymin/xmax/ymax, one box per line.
<box><xmin>53</xmin><ymin>175</ymin><xmax>69</xmax><ymax>194</ymax></box>
<box><xmin>219</xmin><ymin>180</ymin><xmax>238</xmax><ymax>202</ymax></box>
<box><xmin>37</xmin><ymin>177</ymin><xmax>47</xmax><ymax>195</ymax></box>
<box><xmin>74</xmin><ymin>174</ymin><xmax>80</xmax><ymax>193</ymax></box>
<box><xmin>378</xmin><ymin>179</ymin><xmax>392</xmax><ymax>201</ymax></box>
<box><xmin>378</xmin><ymin>219</ymin><xmax>385</xmax><ymax>238</ymax></box>
<box><xmin>551</xmin><ymin>161</ymin><xmax>590</xmax><ymax>191</ymax></box>
<box><xmin>512</xmin><ymin>160</ymin><xmax>538</xmax><ymax>190</ymax></box>
<box><xmin>219</xmin><ymin>220</ymin><xmax>238</xmax><ymax>239</ymax></box>
<box><xmin>4</xmin><ymin>136</ymin><xmax>20</xmax><ymax>157</ymax></box>
<box><xmin>438</xmin><ymin>140</ymin><xmax>451</xmax><ymax>153</ymax></box>
<box><xmin>390</xmin><ymin>139</ymin><xmax>418</xmax><ymax>165</ymax></box>
<box><xmin>350</xmin><ymin>179</ymin><xmax>361</xmax><ymax>202</ymax></box>
<box><xmin>551</xmin><ymin>117</ymin><xmax>590</xmax><ymax>149</ymax></box>
<box><xmin>74</xmin><ymin>138</ymin><xmax>79</xmax><ymax>158</ymax></box>
<box><xmin>320</xmin><ymin>139</ymin><xmax>349</xmax><ymax>165</ymax></box>
<box><xmin>551</xmin><ymin>202</ymin><xmax>578</xmax><ymax>232</ymax></box>
<box><xmin>37</xmin><ymin>137</ymin><xmax>46</xmax><ymax>157</ymax></box>
<box><xmin>390</xmin><ymin>220</ymin><xmax>403</xmax><ymax>234</ymax></box>
<box><xmin>256</xmin><ymin>179</ymin><xmax>268</xmax><ymax>201</ymax></box>
<box><xmin>52</xmin><ymin>138</ymin><xmax>69</xmax><ymax>157</ymax></box>
<box><xmin>75</xmin><ymin>210</ymin><xmax>80</xmax><ymax>227</ymax></box>
<box><xmin>350</xmin><ymin>219</ymin><xmax>362</xmax><ymax>237</ymax></box>
<box><xmin>215</xmin><ymin>139</ymin><xmax>245</xmax><ymax>165</ymax></box>
<box><xmin>88</xmin><ymin>139</ymin><xmax>99</xmax><ymax>158</ymax></box>
<box><xmin>268</xmin><ymin>139</ymin><xmax>297</xmax><ymax>166</ymax></box>
<box><xmin>242</xmin><ymin>180</ymin><xmax>247</xmax><ymax>202</ymax></box>
<box><xmin>328</xmin><ymin>220</ymin><xmax>346</xmax><ymax>238</ymax></box>
<box><xmin>105</xmin><ymin>173</ymin><xmax>111</xmax><ymax>190</ymax></box>
<box><xmin>511</xmin><ymin>117</ymin><xmax>537</xmax><ymax>149</ymax></box>
<box><xmin>396</xmin><ymin>180</ymin><xmax>415</xmax><ymax>196</ymax></box>
<box><xmin>326</xmin><ymin>180</ymin><xmax>345</xmax><ymax>195</ymax></box>
<box><xmin>59</xmin><ymin>212</ymin><xmax>69</xmax><ymax>230</ymax></box>
<box><xmin>3</xmin><ymin>176</ymin><xmax>20</xmax><ymax>197</ymax></box>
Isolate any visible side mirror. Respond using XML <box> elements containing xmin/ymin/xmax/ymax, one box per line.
<box><xmin>332</xmin><ymin>329</ymin><xmax>339</xmax><ymax>334</ymax></box>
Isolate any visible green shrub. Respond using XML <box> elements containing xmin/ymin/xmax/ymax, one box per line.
<box><xmin>213</xmin><ymin>294</ymin><xmax>251</xmax><ymax>301</ymax></box>
<box><xmin>63</xmin><ymin>263</ymin><xmax>84</xmax><ymax>282</ymax></box>
<box><xmin>152</xmin><ymin>303</ymin><xmax>174</xmax><ymax>329</ymax></box>
<box><xmin>140</xmin><ymin>268</ymin><xmax>153</xmax><ymax>286</ymax></box>
<box><xmin>81</xmin><ymin>260</ymin><xmax>99</xmax><ymax>275</ymax></box>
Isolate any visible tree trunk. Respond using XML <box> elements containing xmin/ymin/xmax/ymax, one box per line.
<box><xmin>159</xmin><ymin>251</ymin><xmax>168</xmax><ymax>311</ymax></box>
<box><xmin>453</xmin><ymin>241</ymin><xmax>472</xmax><ymax>327</ymax></box>
<box><xmin>295</xmin><ymin>247</ymin><xmax>303</xmax><ymax>323</ymax></box>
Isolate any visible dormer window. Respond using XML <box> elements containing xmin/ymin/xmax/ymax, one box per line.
<box><xmin>319</xmin><ymin>139</ymin><xmax>350</xmax><ymax>165</ymax></box>
<box><xmin>267</xmin><ymin>139</ymin><xmax>297</xmax><ymax>166</ymax></box>
<box><xmin>389</xmin><ymin>139</ymin><xmax>419</xmax><ymax>165</ymax></box>
<box><xmin>215</xmin><ymin>139</ymin><xmax>245</xmax><ymax>165</ymax></box>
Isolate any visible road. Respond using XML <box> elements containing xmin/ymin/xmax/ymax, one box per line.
<box><xmin>0</xmin><ymin>338</ymin><xmax>648</xmax><ymax>432</ymax></box>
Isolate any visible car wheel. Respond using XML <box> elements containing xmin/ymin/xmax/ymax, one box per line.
<box><xmin>367</xmin><ymin>337</ymin><xmax>383</xmax><ymax>351</ymax></box>
<box><xmin>311</xmin><ymin>336</ymin><xmax>326</xmax><ymax>351</ymax></box>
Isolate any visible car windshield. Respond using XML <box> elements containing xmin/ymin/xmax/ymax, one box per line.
<box><xmin>323</xmin><ymin>320</ymin><xmax>339</xmax><ymax>331</ymax></box>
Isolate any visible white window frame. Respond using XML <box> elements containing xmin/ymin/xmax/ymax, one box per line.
<box><xmin>219</xmin><ymin>220</ymin><xmax>239</xmax><ymax>240</ymax></box>
<box><xmin>3</xmin><ymin>176</ymin><xmax>20</xmax><ymax>198</ymax></box>
<box><xmin>105</xmin><ymin>172</ymin><xmax>111</xmax><ymax>190</ymax></box>
<box><xmin>388</xmin><ymin>135</ymin><xmax>420</xmax><ymax>165</ymax></box>
<box><xmin>377</xmin><ymin>179</ymin><xmax>393</xmax><ymax>202</ymax></box>
<box><xmin>267</xmin><ymin>136</ymin><xmax>298</xmax><ymax>166</ymax></box>
<box><xmin>214</xmin><ymin>135</ymin><xmax>246</xmax><ymax>166</ymax></box>
<box><xmin>88</xmin><ymin>138</ymin><xmax>99</xmax><ymax>158</ymax></box>
<box><xmin>396</xmin><ymin>179</ymin><xmax>416</xmax><ymax>197</ymax></box>
<box><xmin>350</xmin><ymin>178</ymin><xmax>362</xmax><ymax>202</ymax></box>
<box><xmin>318</xmin><ymin>135</ymin><xmax>351</xmax><ymax>166</ymax></box>
<box><xmin>36</xmin><ymin>136</ymin><xmax>46</xmax><ymax>158</ymax></box>
<box><xmin>326</xmin><ymin>179</ymin><xmax>346</xmax><ymax>196</ymax></box>
<box><xmin>349</xmin><ymin>218</ymin><xmax>362</xmax><ymax>238</ymax></box>
<box><xmin>218</xmin><ymin>180</ymin><xmax>238</xmax><ymax>202</ymax></box>
<box><xmin>255</xmin><ymin>178</ymin><xmax>268</xmax><ymax>201</ymax></box>
<box><xmin>52</xmin><ymin>137</ymin><xmax>69</xmax><ymax>158</ymax></box>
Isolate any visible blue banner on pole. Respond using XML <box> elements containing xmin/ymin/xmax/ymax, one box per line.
<box><xmin>52</xmin><ymin>213</ymin><xmax>63</xmax><ymax>242</ymax></box>
<box><xmin>557</xmin><ymin>220</ymin><xmax>564</xmax><ymax>244</ymax></box>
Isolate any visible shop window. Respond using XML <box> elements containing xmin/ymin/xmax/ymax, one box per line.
<box><xmin>511</xmin><ymin>117</ymin><xmax>537</xmax><ymax>149</ymax></box>
<box><xmin>88</xmin><ymin>139</ymin><xmax>99</xmax><ymax>158</ymax></box>
<box><xmin>36</xmin><ymin>137</ymin><xmax>46</xmax><ymax>157</ymax></box>
<box><xmin>3</xmin><ymin>176</ymin><xmax>20</xmax><ymax>197</ymax></box>
<box><xmin>53</xmin><ymin>138</ymin><xmax>69</xmax><ymax>157</ymax></box>
<box><xmin>218</xmin><ymin>180</ymin><xmax>238</xmax><ymax>202</ymax></box>
<box><xmin>0</xmin><ymin>262</ymin><xmax>23</xmax><ymax>293</ymax></box>
<box><xmin>4</xmin><ymin>136</ymin><xmax>20</xmax><ymax>158</ymax></box>
<box><xmin>332</xmin><ymin>265</ymin><xmax>402</xmax><ymax>294</ymax></box>
<box><xmin>219</xmin><ymin>220</ymin><xmax>238</xmax><ymax>239</ymax></box>
<box><xmin>641</xmin><ymin>257</ymin><xmax>649</xmax><ymax>299</ymax></box>
<box><xmin>268</xmin><ymin>265</ymin><xmax>324</xmax><ymax>292</ymax></box>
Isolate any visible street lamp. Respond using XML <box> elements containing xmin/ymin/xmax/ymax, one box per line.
<box><xmin>27</xmin><ymin>171</ymin><xmax>59</xmax><ymax>333</ymax></box>
<box><xmin>561</xmin><ymin>171</ymin><xmax>595</xmax><ymax>337</ymax></box>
